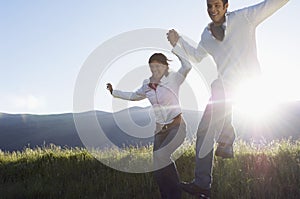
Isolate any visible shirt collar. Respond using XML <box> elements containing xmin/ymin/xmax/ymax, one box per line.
<box><xmin>160</xmin><ymin>73</ymin><xmax>169</xmax><ymax>84</ymax></box>
<box><xmin>144</xmin><ymin>71</ymin><xmax>171</xmax><ymax>86</ymax></box>
<box><xmin>207</xmin><ymin>12</ymin><xmax>229</xmax><ymax>30</ymax></box>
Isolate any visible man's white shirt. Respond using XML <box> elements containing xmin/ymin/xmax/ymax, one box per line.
<box><xmin>173</xmin><ymin>0</ymin><xmax>289</xmax><ymax>92</ymax></box>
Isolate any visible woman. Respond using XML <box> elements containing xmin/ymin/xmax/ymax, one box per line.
<box><xmin>106</xmin><ymin>51</ymin><xmax>191</xmax><ymax>199</ymax></box>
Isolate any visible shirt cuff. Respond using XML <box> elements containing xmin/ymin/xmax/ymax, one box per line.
<box><xmin>172</xmin><ymin>37</ymin><xmax>183</xmax><ymax>54</ymax></box>
<box><xmin>111</xmin><ymin>90</ymin><xmax>118</xmax><ymax>97</ymax></box>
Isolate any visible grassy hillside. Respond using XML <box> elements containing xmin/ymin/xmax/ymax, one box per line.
<box><xmin>0</xmin><ymin>139</ymin><xmax>299</xmax><ymax>199</ymax></box>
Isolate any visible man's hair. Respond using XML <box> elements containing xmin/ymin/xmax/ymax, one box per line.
<box><xmin>207</xmin><ymin>0</ymin><xmax>228</xmax><ymax>7</ymax></box>
<box><xmin>222</xmin><ymin>0</ymin><xmax>228</xmax><ymax>5</ymax></box>
<box><xmin>148</xmin><ymin>53</ymin><xmax>171</xmax><ymax>66</ymax></box>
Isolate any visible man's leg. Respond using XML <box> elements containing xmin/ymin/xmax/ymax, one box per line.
<box><xmin>180</xmin><ymin>101</ymin><xmax>213</xmax><ymax>198</ymax></box>
<box><xmin>216</xmin><ymin>103</ymin><xmax>236</xmax><ymax>145</ymax></box>
<box><xmin>180</xmin><ymin>79</ymin><xmax>231</xmax><ymax>197</ymax></box>
<box><xmin>213</xmin><ymin>80</ymin><xmax>236</xmax><ymax>158</ymax></box>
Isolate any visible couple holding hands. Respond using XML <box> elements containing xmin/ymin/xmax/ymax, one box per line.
<box><xmin>107</xmin><ymin>0</ymin><xmax>289</xmax><ymax>198</ymax></box>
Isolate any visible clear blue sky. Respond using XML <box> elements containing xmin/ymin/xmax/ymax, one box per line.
<box><xmin>0</xmin><ymin>0</ymin><xmax>298</xmax><ymax>114</ymax></box>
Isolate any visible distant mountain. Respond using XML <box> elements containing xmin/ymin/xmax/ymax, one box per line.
<box><xmin>0</xmin><ymin>112</ymin><xmax>82</xmax><ymax>152</ymax></box>
<box><xmin>0</xmin><ymin>107</ymin><xmax>201</xmax><ymax>152</ymax></box>
<box><xmin>0</xmin><ymin>102</ymin><xmax>299</xmax><ymax>152</ymax></box>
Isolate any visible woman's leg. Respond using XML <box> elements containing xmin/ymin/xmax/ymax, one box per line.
<box><xmin>153</xmin><ymin>121</ymin><xmax>186</xmax><ymax>199</ymax></box>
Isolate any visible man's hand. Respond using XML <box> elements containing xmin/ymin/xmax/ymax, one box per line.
<box><xmin>167</xmin><ymin>29</ymin><xmax>179</xmax><ymax>47</ymax></box>
<box><xmin>106</xmin><ymin>83</ymin><xmax>113</xmax><ymax>94</ymax></box>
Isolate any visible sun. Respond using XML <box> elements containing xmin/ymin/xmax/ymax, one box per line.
<box><xmin>233</xmin><ymin>78</ymin><xmax>280</xmax><ymax>122</ymax></box>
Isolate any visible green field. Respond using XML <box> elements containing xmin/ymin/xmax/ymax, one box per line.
<box><xmin>0</xmin><ymin>139</ymin><xmax>299</xmax><ymax>199</ymax></box>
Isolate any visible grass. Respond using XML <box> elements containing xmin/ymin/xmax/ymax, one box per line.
<box><xmin>0</xmin><ymin>139</ymin><xmax>299</xmax><ymax>199</ymax></box>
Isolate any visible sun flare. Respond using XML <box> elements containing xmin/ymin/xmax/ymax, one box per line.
<box><xmin>233</xmin><ymin>78</ymin><xmax>280</xmax><ymax>121</ymax></box>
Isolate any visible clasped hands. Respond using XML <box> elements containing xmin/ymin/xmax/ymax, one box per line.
<box><xmin>167</xmin><ymin>29</ymin><xmax>180</xmax><ymax>47</ymax></box>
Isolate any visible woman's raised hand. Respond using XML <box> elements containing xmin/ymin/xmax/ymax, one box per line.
<box><xmin>106</xmin><ymin>83</ymin><xmax>113</xmax><ymax>94</ymax></box>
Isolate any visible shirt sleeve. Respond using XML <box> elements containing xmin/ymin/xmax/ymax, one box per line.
<box><xmin>172</xmin><ymin>47</ymin><xmax>192</xmax><ymax>84</ymax></box>
<box><xmin>172</xmin><ymin>36</ymin><xmax>208</xmax><ymax>63</ymax></box>
<box><xmin>112</xmin><ymin>84</ymin><xmax>146</xmax><ymax>101</ymax></box>
<box><xmin>241</xmin><ymin>0</ymin><xmax>289</xmax><ymax>26</ymax></box>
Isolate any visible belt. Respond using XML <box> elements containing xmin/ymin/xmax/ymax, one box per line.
<box><xmin>162</xmin><ymin>114</ymin><xmax>182</xmax><ymax>130</ymax></box>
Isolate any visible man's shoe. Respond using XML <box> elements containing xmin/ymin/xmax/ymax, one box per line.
<box><xmin>179</xmin><ymin>181</ymin><xmax>211</xmax><ymax>198</ymax></box>
<box><xmin>215</xmin><ymin>143</ymin><xmax>234</xmax><ymax>158</ymax></box>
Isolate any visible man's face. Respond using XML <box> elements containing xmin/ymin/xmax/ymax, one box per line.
<box><xmin>207</xmin><ymin>0</ymin><xmax>228</xmax><ymax>25</ymax></box>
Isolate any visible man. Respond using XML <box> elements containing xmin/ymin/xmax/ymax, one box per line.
<box><xmin>167</xmin><ymin>0</ymin><xmax>289</xmax><ymax>198</ymax></box>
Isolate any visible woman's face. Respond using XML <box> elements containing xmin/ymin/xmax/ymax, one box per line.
<box><xmin>149</xmin><ymin>61</ymin><xmax>168</xmax><ymax>80</ymax></box>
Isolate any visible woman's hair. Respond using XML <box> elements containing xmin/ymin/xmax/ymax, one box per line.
<box><xmin>148</xmin><ymin>53</ymin><xmax>171</xmax><ymax>66</ymax></box>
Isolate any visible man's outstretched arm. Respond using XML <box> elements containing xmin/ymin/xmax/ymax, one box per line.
<box><xmin>242</xmin><ymin>0</ymin><xmax>289</xmax><ymax>26</ymax></box>
<box><xmin>167</xmin><ymin>29</ymin><xmax>207</xmax><ymax>64</ymax></box>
